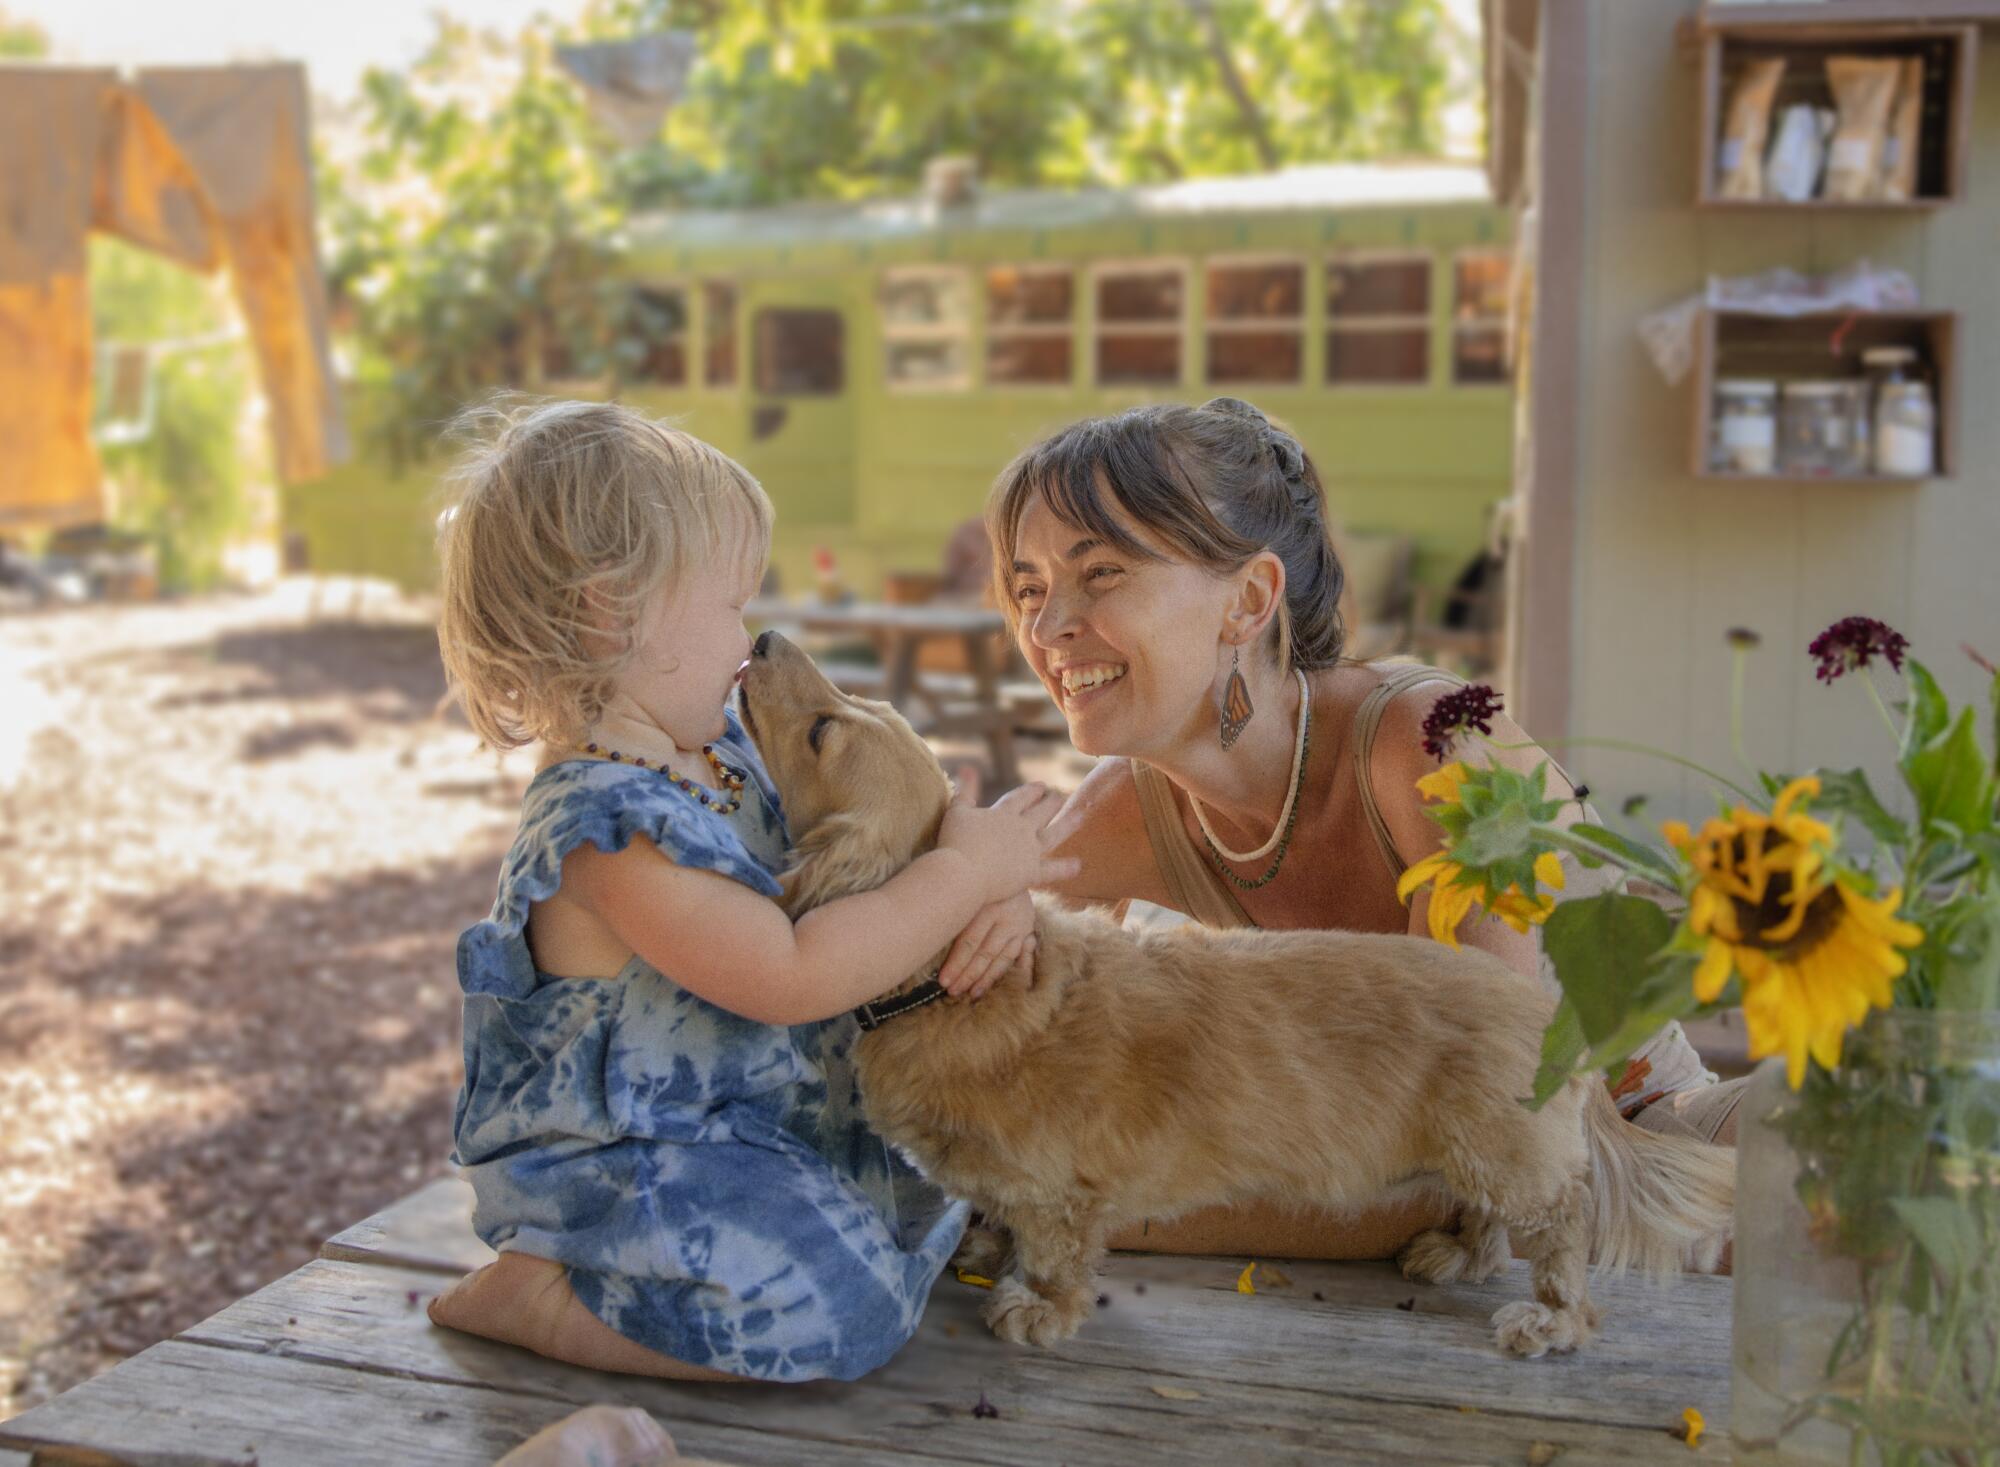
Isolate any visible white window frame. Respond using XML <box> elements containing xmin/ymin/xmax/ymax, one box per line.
<box><xmin>1449</xmin><ymin>247</ymin><xmax>1512</xmax><ymax>389</ymax></box>
<box><xmin>1324</xmin><ymin>248</ymin><xmax>1435</xmax><ymax>391</ymax></box>
<box><xmin>1090</xmin><ymin>257</ymin><xmax>1190</xmax><ymax>389</ymax></box>
<box><xmin>880</xmin><ymin>265</ymin><xmax>973</xmax><ymax>393</ymax></box>
<box><xmin>627</xmin><ymin>281</ymin><xmax>691</xmax><ymax>388</ymax></box>
<box><xmin>1203</xmin><ymin>252</ymin><xmax>1307</xmax><ymax>388</ymax></box>
<box><xmin>983</xmin><ymin>262</ymin><xmax>1076</xmax><ymax>391</ymax></box>
<box><xmin>699</xmin><ymin>279</ymin><xmax>740</xmax><ymax>392</ymax></box>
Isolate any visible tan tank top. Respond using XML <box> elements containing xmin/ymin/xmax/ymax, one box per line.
<box><xmin>1128</xmin><ymin>663</ymin><xmax>1716</xmax><ymax>1098</ymax></box>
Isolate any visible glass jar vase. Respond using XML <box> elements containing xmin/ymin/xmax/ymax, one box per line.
<box><xmin>1733</xmin><ymin>1010</ymin><xmax>2000</xmax><ymax>1465</ymax></box>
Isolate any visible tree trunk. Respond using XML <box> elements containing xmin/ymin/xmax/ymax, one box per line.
<box><xmin>1185</xmin><ymin>0</ymin><xmax>1281</xmax><ymax>172</ymax></box>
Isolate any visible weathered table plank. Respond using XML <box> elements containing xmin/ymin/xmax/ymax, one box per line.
<box><xmin>318</xmin><ymin>1177</ymin><xmax>493</xmax><ymax>1275</ymax></box>
<box><xmin>7</xmin><ymin>1177</ymin><xmax>1732</xmax><ymax>1466</ymax></box>
<box><xmin>317</xmin><ymin>1178</ymin><xmax>1731</xmax><ymax>1436</ymax></box>
<box><xmin>2</xmin><ymin>1258</ymin><xmax>1726</xmax><ymax>1466</ymax></box>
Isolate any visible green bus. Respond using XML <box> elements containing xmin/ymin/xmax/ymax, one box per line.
<box><xmin>287</xmin><ymin>163</ymin><xmax>1514</xmax><ymax>604</ymax></box>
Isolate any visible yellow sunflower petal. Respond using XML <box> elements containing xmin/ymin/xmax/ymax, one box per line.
<box><xmin>1533</xmin><ymin>850</ymin><xmax>1565</xmax><ymax>891</ymax></box>
<box><xmin>1416</xmin><ymin>761</ymin><xmax>1471</xmax><ymax>804</ymax></box>
<box><xmin>1693</xmin><ymin>939</ymin><xmax>1734</xmax><ymax>1003</ymax></box>
<box><xmin>1771</xmin><ymin>775</ymin><xmax>1822</xmax><ymax>825</ymax></box>
<box><xmin>1396</xmin><ymin>851</ymin><xmax>1454</xmax><ymax>905</ymax></box>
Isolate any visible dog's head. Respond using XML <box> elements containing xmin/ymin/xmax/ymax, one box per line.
<box><xmin>737</xmin><ymin>631</ymin><xmax>954</xmax><ymax>915</ymax></box>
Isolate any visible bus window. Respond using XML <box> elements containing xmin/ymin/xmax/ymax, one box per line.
<box><xmin>880</xmin><ymin>268</ymin><xmax>971</xmax><ymax>391</ymax></box>
<box><xmin>1095</xmin><ymin>263</ymin><xmax>1185</xmax><ymax>386</ymax></box>
<box><xmin>1326</xmin><ymin>253</ymin><xmax>1432</xmax><ymax>387</ymax></box>
<box><xmin>754</xmin><ymin>308</ymin><xmax>843</xmax><ymax>395</ymax></box>
<box><xmin>1453</xmin><ymin>251</ymin><xmax>1511</xmax><ymax>385</ymax></box>
<box><xmin>624</xmin><ymin>286</ymin><xmax>688</xmax><ymax>385</ymax></box>
<box><xmin>986</xmin><ymin>265</ymin><xmax>1073</xmax><ymax>386</ymax></box>
<box><xmin>1206</xmin><ymin>258</ymin><xmax>1304</xmax><ymax>385</ymax></box>
<box><xmin>704</xmin><ymin>281</ymin><xmax>738</xmax><ymax>388</ymax></box>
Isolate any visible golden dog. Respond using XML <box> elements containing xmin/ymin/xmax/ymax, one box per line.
<box><xmin>738</xmin><ymin>633</ymin><xmax>1733</xmax><ymax>1359</ymax></box>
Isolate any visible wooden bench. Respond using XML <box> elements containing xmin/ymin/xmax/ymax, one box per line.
<box><xmin>0</xmin><ymin>1175</ymin><xmax>1735</xmax><ymax>1464</ymax></box>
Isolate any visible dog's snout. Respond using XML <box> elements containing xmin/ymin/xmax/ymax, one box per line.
<box><xmin>753</xmin><ymin>630</ymin><xmax>777</xmax><ymax>657</ymax></box>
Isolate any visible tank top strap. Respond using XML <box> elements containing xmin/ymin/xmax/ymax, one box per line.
<box><xmin>1352</xmin><ymin>662</ymin><xmax>1468</xmax><ymax>883</ymax></box>
<box><xmin>1129</xmin><ymin>759</ymin><xmax>1257</xmax><ymax>930</ymax></box>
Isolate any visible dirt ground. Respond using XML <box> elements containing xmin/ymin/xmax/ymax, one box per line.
<box><xmin>0</xmin><ymin>587</ymin><xmax>531</xmax><ymax>1419</ymax></box>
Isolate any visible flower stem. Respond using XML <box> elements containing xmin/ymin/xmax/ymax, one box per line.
<box><xmin>1486</xmin><ymin>736</ymin><xmax>1765</xmax><ymax>806</ymax></box>
<box><xmin>1861</xmin><ymin>668</ymin><xmax>1904</xmax><ymax>744</ymax></box>
<box><xmin>1731</xmin><ymin>643</ymin><xmax>1755</xmax><ymax>779</ymax></box>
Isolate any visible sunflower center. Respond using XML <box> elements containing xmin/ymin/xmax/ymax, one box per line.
<box><xmin>1725</xmin><ymin>834</ymin><xmax>1842</xmax><ymax>957</ymax></box>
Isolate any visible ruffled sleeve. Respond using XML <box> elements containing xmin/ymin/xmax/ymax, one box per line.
<box><xmin>458</xmin><ymin>760</ymin><xmax>782</xmax><ymax>1002</ymax></box>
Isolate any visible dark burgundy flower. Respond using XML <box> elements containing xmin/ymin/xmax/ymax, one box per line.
<box><xmin>1809</xmin><ymin>617</ymin><xmax>1909</xmax><ymax>683</ymax></box>
<box><xmin>1421</xmin><ymin>683</ymin><xmax>1504</xmax><ymax>762</ymax></box>
<box><xmin>972</xmin><ymin>1390</ymin><xmax>999</xmax><ymax>1420</ymax></box>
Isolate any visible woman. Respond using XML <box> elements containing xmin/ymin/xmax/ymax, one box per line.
<box><xmin>948</xmin><ymin>397</ymin><xmax>1746</xmax><ymax>1263</ymax></box>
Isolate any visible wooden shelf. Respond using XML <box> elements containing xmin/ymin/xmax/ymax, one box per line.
<box><xmin>1702</xmin><ymin>2</ymin><xmax>2000</xmax><ymax>26</ymax></box>
<box><xmin>1690</xmin><ymin>308</ymin><xmax>1956</xmax><ymax>481</ymax></box>
<box><xmin>1697</xmin><ymin>21</ymin><xmax>1976</xmax><ymax>208</ymax></box>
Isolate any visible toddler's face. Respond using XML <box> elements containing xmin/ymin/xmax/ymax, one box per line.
<box><xmin>617</xmin><ymin>548</ymin><xmax>762</xmax><ymax>749</ymax></box>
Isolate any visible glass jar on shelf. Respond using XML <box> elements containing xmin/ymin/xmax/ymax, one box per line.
<box><xmin>1711</xmin><ymin>378</ymin><xmax>1777</xmax><ymax>474</ymax></box>
<box><xmin>1779</xmin><ymin>380</ymin><xmax>1867</xmax><ymax>477</ymax></box>
<box><xmin>1861</xmin><ymin>346</ymin><xmax>1935</xmax><ymax>478</ymax></box>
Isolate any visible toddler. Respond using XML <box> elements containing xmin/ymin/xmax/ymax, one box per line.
<box><xmin>424</xmin><ymin>400</ymin><xmax>1072</xmax><ymax>1382</ymax></box>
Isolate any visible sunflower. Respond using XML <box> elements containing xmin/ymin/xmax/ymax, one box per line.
<box><xmin>1398</xmin><ymin>763</ymin><xmax>1566</xmax><ymax>945</ymax></box>
<box><xmin>1664</xmin><ymin>775</ymin><xmax>1923</xmax><ymax>1088</ymax></box>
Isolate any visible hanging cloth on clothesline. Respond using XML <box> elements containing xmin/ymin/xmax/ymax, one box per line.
<box><xmin>0</xmin><ymin>61</ymin><xmax>348</xmax><ymax>533</ymax></box>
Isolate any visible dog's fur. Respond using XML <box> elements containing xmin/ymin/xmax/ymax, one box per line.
<box><xmin>738</xmin><ymin>635</ymin><xmax>1734</xmax><ymax>1358</ymax></box>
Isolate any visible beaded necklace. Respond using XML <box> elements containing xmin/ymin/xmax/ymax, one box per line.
<box><xmin>1191</xmin><ymin>671</ymin><xmax>1313</xmax><ymax>890</ymax></box>
<box><xmin>577</xmin><ymin>739</ymin><xmax>747</xmax><ymax>816</ymax></box>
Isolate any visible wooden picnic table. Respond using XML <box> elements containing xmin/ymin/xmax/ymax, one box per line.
<box><xmin>746</xmin><ymin>597</ymin><xmax>1043</xmax><ymax>791</ymax></box>
<box><xmin>0</xmin><ymin>1176</ymin><xmax>1734</xmax><ymax>1465</ymax></box>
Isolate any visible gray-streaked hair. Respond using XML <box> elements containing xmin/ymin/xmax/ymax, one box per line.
<box><xmin>987</xmin><ymin>398</ymin><xmax>1346</xmax><ymax>669</ymax></box>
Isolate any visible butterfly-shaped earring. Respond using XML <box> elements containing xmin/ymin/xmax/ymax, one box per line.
<box><xmin>1220</xmin><ymin>646</ymin><xmax>1254</xmax><ymax>748</ymax></box>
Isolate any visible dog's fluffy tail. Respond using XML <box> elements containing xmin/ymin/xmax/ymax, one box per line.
<box><xmin>1581</xmin><ymin>1081</ymin><xmax>1734</xmax><ymax>1274</ymax></box>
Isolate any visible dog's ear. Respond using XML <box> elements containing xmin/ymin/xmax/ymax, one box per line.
<box><xmin>779</xmin><ymin>812</ymin><xmax>906</xmax><ymax>916</ymax></box>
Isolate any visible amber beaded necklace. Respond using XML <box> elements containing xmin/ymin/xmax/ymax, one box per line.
<box><xmin>577</xmin><ymin>739</ymin><xmax>747</xmax><ymax>816</ymax></box>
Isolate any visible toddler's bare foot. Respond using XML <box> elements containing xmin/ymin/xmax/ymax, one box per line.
<box><xmin>427</xmin><ymin>1251</ymin><xmax>741</xmax><ymax>1382</ymax></box>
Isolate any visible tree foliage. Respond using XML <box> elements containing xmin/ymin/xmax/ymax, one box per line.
<box><xmin>320</xmin><ymin>0</ymin><xmax>1466</xmax><ymax>450</ymax></box>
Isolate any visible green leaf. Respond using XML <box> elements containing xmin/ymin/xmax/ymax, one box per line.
<box><xmin>1542</xmin><ymin>894</ymin><xmax>1675</xmax><ymax>1047</ymax></box>
<box><xmin>1526</xmin><ymin>997</ymin><xmax>1587</xmax><ymax>1110</ymax></box>
<box><xmin>1906</xmin><ymin>708</ymin><xmax>1995</xmax><ymax>837</ymax></box>
<box><xmin>1566</xmin><ymin>823</ymin><xmax>1682</xmax><ymax>886</ymax></box>
<box><xmin>1811</xmin><ymin>768</ymin><xmax>1908</xmax><ymax>847</ymax></box>
<box><xmin>1447</xmin><ymin>797</ymin><xmax>1539</xmax><ymax>869</ymax></box>
<box><xmin>1931</xmin><ymin>897</ymin><xmax>2000</xmax><ymax>1014</ymax></box>
<box><xmin>1889</xmin><ymin>1197</ymin><xmax>1982</xmax><ymax>1288</ymax></box>
<box><xmin>1901</xmin><ymin>659</ymin><xmax>1949</xmax><ymax>759</ymax></box>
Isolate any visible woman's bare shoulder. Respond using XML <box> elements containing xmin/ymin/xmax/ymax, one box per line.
<box><xmin>1043</xmin><ymin>757</ymin><xmax>1172</xmax><ymax>906</ymax></box>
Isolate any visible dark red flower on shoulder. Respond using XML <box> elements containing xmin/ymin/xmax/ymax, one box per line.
<box><xmin>1808</xmin><ymin>617</ymin><xmax>1909</xmax><ymax>683</ymax></box>
<box><xmin>1421</xmin><ymin>683</ymin><xmax>1503</xmax><ymax>762</ymax></box>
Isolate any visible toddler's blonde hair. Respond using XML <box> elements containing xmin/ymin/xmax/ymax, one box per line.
<box><xmin>436</xmin><ymin>397</ymin><xmax>772</xmax><ymax>750</ymax></box>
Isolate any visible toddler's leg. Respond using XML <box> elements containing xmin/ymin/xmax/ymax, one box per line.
<box><xmin>428</xmin><ymin>1252</ymin><xmax>743</xmax><ymax>1383</ymax></box>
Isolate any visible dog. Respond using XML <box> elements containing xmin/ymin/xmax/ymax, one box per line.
<box><xmin>737</xmin><ymin>632</ymin><xmax>1733</xmax><ymax>1358</ymax></box>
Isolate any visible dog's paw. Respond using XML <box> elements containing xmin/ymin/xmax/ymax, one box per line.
<box><xmin>1398</xmin><ymin>1228</ymin><xmax>1471</xmax><ymax>1285</ymax></box>
<box><xmin>951</xmin><ymin>1222</ymin><xmax>1014</xmax><ymax>1278</ymax></box>
<box><xmin>1491</xmin><ymin>1300</ymin><xmax>1597</xmax><ymax>1358</ymax></box>
<box><xmin>983</xmin><ymin>1277</ymin><xmax>1090</xmax><ymax>1348</ymax></box>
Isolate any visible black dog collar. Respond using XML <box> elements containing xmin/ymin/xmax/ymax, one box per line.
<box><xmin>853</xmin><ymin>973</ymin><xmax>947</xmax><ymax>1031</ymax></box>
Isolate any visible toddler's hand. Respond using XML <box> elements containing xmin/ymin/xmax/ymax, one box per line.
<box><xmin>941</xmin><ymin>891</ymin><xmax>1037</xmax><ymax>1000</ymax></box>
<box><xmin>938</xmin><ymin>780</ymin><xmax>1077</xmax><ymax>907</ymax></box>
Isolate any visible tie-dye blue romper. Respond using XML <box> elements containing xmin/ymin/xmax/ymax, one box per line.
<box><xmin>449</xmin><ymin>712</ymin><xmax>969</xmax><ymax>1381</ymax></box>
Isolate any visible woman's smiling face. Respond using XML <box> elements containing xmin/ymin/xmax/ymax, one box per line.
<box><xmin>1007</xmin><ymin>491</ymin><xmax>1234</xmax><ymax>759</ymax></box>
